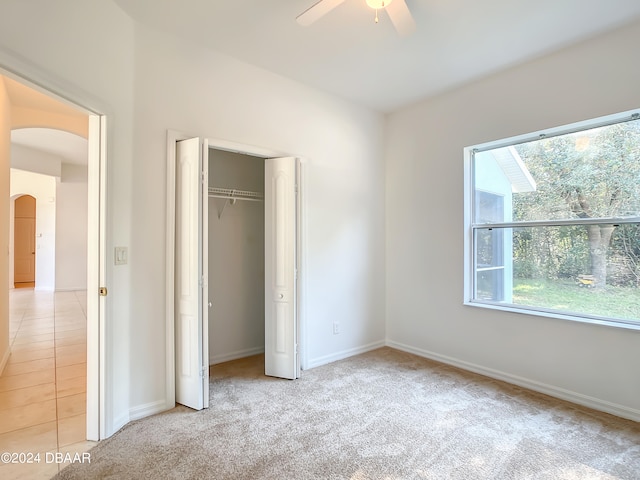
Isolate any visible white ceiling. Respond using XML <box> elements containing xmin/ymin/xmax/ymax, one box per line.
<box><xmin>11</xmin><ymin>128</ymin><xmax>88</xmax><ymax>166</ymax></box>
<box><xmin>112</xmin><ymin>0</ymin><xmax>640</xmax><ymax>112</ymax></box>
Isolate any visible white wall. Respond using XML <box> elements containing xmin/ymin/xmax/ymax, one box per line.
<box><xmin>0</xmin><ymin>0</ymin><xmax>135</xmax><ymax>435</ymax></box>
<box><xmin>385</xmin><ymin>20</ymin><xmax>640</xmax><ymax>420</ymax></box>
<box><xmin>10</xmin><ymin>169</ymin><xmax>56</xmax><ymax>291</ymax></box>
<box><xmin>11</xmin><ymin>143</ymin><xmax>61</xmax><ymax>177</ymax></box>
<box><xmin>55</xmin><ymin>164</ymin><xmax>88</xmax><ymax>291</ymax></box>
<box><xmin>129</xmin><ymin>23</ymin><xmax>386</xmax><ymax>409</ymax></box>
<box><xmin>208</xmin><ymin>150</ymin><xmax>265</xmax><ymax>364</ymax></box>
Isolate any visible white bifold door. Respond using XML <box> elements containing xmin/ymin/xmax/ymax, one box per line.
<box><xmin>265</xmin><ymin>157</ymin><xmax>300</xmax><ymax>380</ymax></box>
<box><xmin>175</xmin><ymin>145</ymin><xmax>299</xmax><ymax>410</ymax></box>
<box><xmin>175</xmin><ymin>137</ymin><xmax>209</xmax><ymax>410</ymax></box>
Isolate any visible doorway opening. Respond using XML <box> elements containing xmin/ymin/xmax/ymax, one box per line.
<box><xmin>0</xmin><ymin>69</ymin><xmax>106</xmax><ymax>446</ymax></box>
<box><xmin>208</xmin><ymin>148</ymin><xmax>266</xmax><ymax>366</ymax></box>
<box><xmin>13</xmin><ymin>194</ymin><xmax>36</xmax><ymax>288</ymax></box>
<box><xmin>166</xmin><ymin>133</ymin><xmax>304</xmax><ymax>410</ymax></box>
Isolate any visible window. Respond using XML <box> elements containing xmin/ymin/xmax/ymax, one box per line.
<box><xmin>465</xmin><ymin>111</ymin><xmax>640</xmax><ymax>328</ymax></box>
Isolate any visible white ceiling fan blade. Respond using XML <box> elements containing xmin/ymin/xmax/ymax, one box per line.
<box><xmin>296</xmin><ymin>0</ymin><xmax>348</xmax><ymax>26</ymax></box>
<box><xmin>386</xmin><ymin>0</ymin><xmax>416</xmax><ymax>36</ymax></box>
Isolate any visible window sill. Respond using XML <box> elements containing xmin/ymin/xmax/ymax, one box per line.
<box><xmin>464</xmin><ymin>300</ymin><xmax>640</xmax><ymax>332</ymax></box>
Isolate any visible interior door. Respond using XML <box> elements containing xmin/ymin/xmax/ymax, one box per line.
<box><xmin>14</xmin><ymin>218</ymin><xmax>35</xmax><ymax>283</ymax></box>
<box><xmin>175</xmin><ymin>137</ymin><xmax>209</xmax><ymax>409</ymax></box>
<box><xmin>14</xmin><ymin>195</ymin><xmax>36</xmax><ymax>284</ymax></box>
<box><xmin>265</xmin><ymin>157</ymin><xmax>299</xmax><ymax>379</ymax></box>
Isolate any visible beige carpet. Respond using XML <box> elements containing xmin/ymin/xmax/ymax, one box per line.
<box><xmin>55</xmin><ymin>347</ymin><xmax>640</xmax><ymax>479</ymax></box>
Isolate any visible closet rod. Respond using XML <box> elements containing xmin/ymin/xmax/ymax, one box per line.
<box><xmin>208</xmin><ymin>187</ymin><xmax>264</xmax><ymax>202</ymax></box>
<box><xmin>208</xmin><ymin>194</ymin><xmax>263</xmax><ymax>202</ymax></box>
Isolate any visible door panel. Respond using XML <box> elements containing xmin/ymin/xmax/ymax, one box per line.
<box><xmin>201</xmin><ymin>139</ymin><xmax>209</xmax><ymax>409</ymax></box>
<box><xmin>265</xmin><ymin>157</ymin><xmax>298</xmax><ymax>379</ymax></box>
<box><xmin>14</xmin><ymin>196</ymin><xmax>36</xmax><ymax>284</ymax></box>
<box><xmin>14</xmin><ymin>217</ymin><xmax>35</xmax><ymax>282</ymax></box>
<box><xmin>175</xmin><ymin>137</ymin><xmax>208</xmax><ymax>409</ymax></box>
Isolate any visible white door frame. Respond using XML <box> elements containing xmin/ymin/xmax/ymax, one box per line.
<box><xmin>86</xmin><ymin>113</ymin><xmax>106</xmax><ymax>440</ymax></box>
<box><xmin>0</xmin><ymin>64</ymin><xmax>106</xmax><ymax>441</ymax></box>
<box><xmin>166</xmin><ymin>131</ymin><xmax>306</xmax><ymax>407</ymax></box>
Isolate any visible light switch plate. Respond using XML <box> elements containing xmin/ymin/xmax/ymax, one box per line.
<box><xmin>114</xmin><ymin>246</ymin><xmax>128</xmax><ymax>265</ymax></box>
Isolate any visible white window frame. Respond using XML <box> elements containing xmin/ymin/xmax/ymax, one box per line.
<box><xmin>464</xmin><ymin>109</ymin><xmax>640</xmax><ymax>331</ymax></box>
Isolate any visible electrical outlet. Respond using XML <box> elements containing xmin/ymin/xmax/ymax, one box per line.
<box><xmin>333</xmin><ymin>321</ymin><xmax>340</xmax><ymax>335</ymax></box>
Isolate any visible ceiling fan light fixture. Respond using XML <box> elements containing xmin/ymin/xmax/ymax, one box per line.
<box><xmin>297</xmin><ymin>0</ymin><xmax>414</xmax><ymax>37</ymax></box>
<box><xmin>366</xmin><ymin>0</ymin><xmax>393</xmax><ymax>24</ymax></box>
<box><xmin>366</xmin><ymin>0</ymin><xmax>393</xmax><ymax>9</ymax></box>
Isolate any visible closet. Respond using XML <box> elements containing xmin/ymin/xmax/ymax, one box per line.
<box><xmin>207</xmin><ymin>148</ymin><xmax>266</xmax><ymax>365</ymax></box>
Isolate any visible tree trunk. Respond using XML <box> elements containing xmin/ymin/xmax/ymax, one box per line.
<box><xmin>587</xmin><ymin>225</ymin><xmax>615</xmax><ymax>288</ymax></box>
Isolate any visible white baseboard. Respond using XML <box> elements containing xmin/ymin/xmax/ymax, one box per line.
<box><xmin>129</xmin><ymin>400</ymin><xmax>167</xmax><ymax>422</ymax></box>
<box><xmin>306</xmin><ymin>340</ymin><xmax>386</xmax><ymax>370</ymax></box>
<box><xmin>210</xmin><ymin>346</ymin><xmax>265</xmax><ymax>366</ymax></box>
<box><xmin>386</xmin><ymin>340</ymin><xmax>640</xmax><ymax>423</ymax></box>
<box><xmin>111</xmin><ymin>412</ymin><xmax>130</xmax><ymax>438</ymax></box>
<box><xmin>34</xmin><ymin>286</ymin><xmax>54</xmax><ymax>292</ymax></box>
<box><xmin>55</xmin><ymin>287</ymin><xmax>87</xmax><ymax>292</ymax></box>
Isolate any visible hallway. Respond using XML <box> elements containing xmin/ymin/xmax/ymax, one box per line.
<box><xmin>0</xmin><ymin>289</ymin><xmax>95</xmax><ymax>479</ymax></box>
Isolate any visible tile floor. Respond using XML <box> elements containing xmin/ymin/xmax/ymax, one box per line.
<box><xmin>0</xmin><ymin>289</ymin><xmax>96</xmax><ymax>479</ymax></box>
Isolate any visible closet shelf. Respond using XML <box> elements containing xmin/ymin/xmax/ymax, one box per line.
<box><xmin>208</xmin><ymin>187</ymin><xmax>264</xmax><ymax>202</ymax></box>
<box><xmin>209</xmin><ymin>187</ymin><xmax>264</xmax><ymax>219</ymax></box>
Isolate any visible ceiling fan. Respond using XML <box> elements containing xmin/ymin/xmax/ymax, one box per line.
<box><xmin>296</xmin><ymin>0</ymin><xmax>416</xmax><ymax>36</ymax></box>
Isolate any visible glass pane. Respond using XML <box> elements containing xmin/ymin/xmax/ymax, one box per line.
<box><xmin>476</xmin><ymin>268</ymin><xmax>504</xmax><ymax>302</ymax></box>
<box><xmin>476</xmin><ymin>228</ymin><xmax>503</xmax><ymax>268</ymax></box>
<box><xmin>474</xmin><ymin>224</ymin><xmax>640</xmax><ymax>323</ymax></box>
<box><xmin>476</xmin><ymin>191</ymin><xmax>504</xmax><ymax>223</ymax></box>
<box><xmin>474</xmin><ymin>118</ymin><xmax>640</xmax><ymax>223</ymax></box>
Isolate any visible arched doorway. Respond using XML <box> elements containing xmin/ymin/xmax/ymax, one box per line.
<box><xmin>13</xmin><ymin>194</ymin><xmax>36</xmax><ymax>288</ymax></box>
